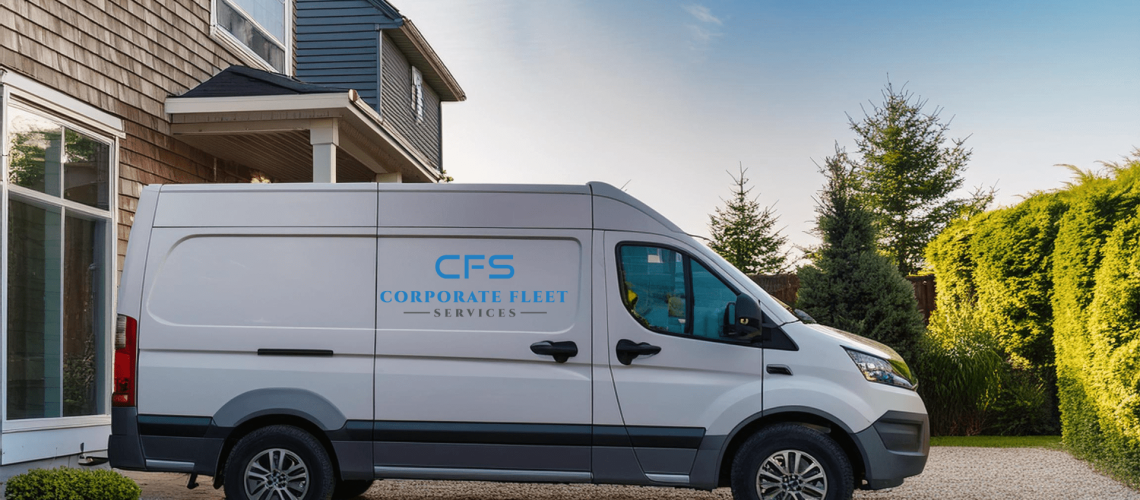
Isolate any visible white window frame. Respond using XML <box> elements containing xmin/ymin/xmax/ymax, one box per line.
<box><xmin>0</xmin><ymin>71</ymin><xmax>121</xmax><ymax>444</ymax></box>
<box><xmin>411</xmin><ymin>66</ymin><xmax>424</xmax><ymax>122</ymax></box>
<box><xmin>210</xmin><ymin>0</ymin><xmax>294</xmax><ymax>75</ymax></box>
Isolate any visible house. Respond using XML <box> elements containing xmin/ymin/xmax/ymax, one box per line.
<box><xmin>0</xmin><ymin>0</ymin><xmax>463</xmax><ymax>479</ymax></box>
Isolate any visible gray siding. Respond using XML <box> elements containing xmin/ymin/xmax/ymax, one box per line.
<box><xmin>380</xmin><ymin>33</ymin><xmax>442</xmax><ymax>171</ymax></box>
<box><xmin>295</xmin><ymin>0</ymin><xmax>398</xmax><ymax>109</ymax></box>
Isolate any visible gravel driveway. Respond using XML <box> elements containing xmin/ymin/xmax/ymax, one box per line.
<box><xmin>128</xmin><ymin>446</ymin><xmax>1138</xmax><ymax>499</ymax></box>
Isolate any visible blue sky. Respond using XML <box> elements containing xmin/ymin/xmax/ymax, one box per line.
<box><xmin>403</xmin><ymin>0</ymin><xmax>1140</xmax><ymax>253</ymax></box>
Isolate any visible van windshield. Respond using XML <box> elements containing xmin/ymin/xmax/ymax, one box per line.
<box><xmin>689</xmin><ymin>240</ymin><xmax>799</xmax><ymax>325</ymax></box>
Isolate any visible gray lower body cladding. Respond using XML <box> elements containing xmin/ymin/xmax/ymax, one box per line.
<box><xmin>853</xmin><ymin>410</ymin><xmax>929</xmax><ymax>489</ymax></box>
<box><xmin>108</xmin><ymin>410</ymin><xmax>714</xmax><ymax>487</ymax></box>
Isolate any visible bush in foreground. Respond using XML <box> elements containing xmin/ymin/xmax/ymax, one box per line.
<box><xmin>5</xmin><ymin>467</ymin><xmax>140</xmax><ymax>500</ymax></box>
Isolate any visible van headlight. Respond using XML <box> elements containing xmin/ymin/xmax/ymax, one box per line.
<box><xmin>845</xmin><ymin>348</ymin><xmax>916</xmax><ymax>390</ymax></box>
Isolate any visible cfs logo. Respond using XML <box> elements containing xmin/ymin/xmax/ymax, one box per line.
<box><xmin>436</xmin><ymin>255</ymin><xmax>514</xmax><ymax>279</ymax></box>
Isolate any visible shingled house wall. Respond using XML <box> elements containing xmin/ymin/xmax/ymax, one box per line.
<box><xmin>0</xmin><ymin>0</ymin><xmax>259</xmax><ymax>280</ymax></box>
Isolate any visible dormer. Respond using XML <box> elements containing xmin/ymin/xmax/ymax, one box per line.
<box><xmin>295</xmin><ymin>0</ymin><xmax>465</xmax><ymax>174</ymax></box>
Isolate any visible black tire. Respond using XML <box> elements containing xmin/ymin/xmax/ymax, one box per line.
<box><xmin>332</xmin><ymin>479</ymin><xmax>375</xmax><ymax>499</ymax></box>
<box><xmin>730</xmin><ymin>423</ymin><xmax>854</xmax><ymax>500</ymax></box>
<box><xmin>224</xmin><ymin>425</ymin><xmax>335</xmax><ymax>500</ymax></box>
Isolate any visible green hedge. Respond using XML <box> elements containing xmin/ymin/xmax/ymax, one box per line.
<box><xmin>5</xmin><ymin>467</ymin><xmax>140</xmax><ymax>500</ymax></box>
<box><xmin>925</xmin><ymin>192</ymin><xmax>1065</xmax><ymax>435</ymax></box>
<box><xmin>924</xmin><ymin>155</ymin><xmax>1140</xmax><ymax>485</ymax></box>
<box><xmin>1053</xmin><ymin>164</ymin><xmax>1140</xmax><ymax>486</ymax></box>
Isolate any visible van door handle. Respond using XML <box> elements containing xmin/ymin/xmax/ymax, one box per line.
<box><xmin>530</xmin><ymin>341</ymin><xmax>578</xmax><ymax>363</ymax></box>
<box><xmin>766</xmin><ymin>364</ymin><xmax>793</xmax><ymax>376</ymax></box>
<box><xmin>615</xmin><ymin>339</ymin><xmax>661</xmax><ymax>365</ymax></box>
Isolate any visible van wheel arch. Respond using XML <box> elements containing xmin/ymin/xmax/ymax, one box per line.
<box><xmin>213</xmin><ymin>414</ymin><xmax>342</xmax><ymax>489</ymax></box>
<box><xmin>716</xmin><ymin>408</ymin><xmax>866</xmax><ymax>489</ymax></box>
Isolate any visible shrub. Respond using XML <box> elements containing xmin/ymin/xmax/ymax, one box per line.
<box><xmin>915</xmin><ymin>305</ymin><xmax>1003</xmax><ymax>436</ymax></box>
<box><xmin>985</xmin><ymin>364</ymin><xmax>1057</xmax><ymax>436</ymax></box>
<box><xmin>797</xmin><ymin>152</ymin><xmax>925</xmax><ymax>361</ymax></box>
<box><xmin>4</xmin><ymin>467</ymin><xmax>140</xmax><ymax>500</ymax></box>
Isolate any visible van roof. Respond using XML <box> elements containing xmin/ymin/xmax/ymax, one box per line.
<box><xmin>149</xmin><ymin>182</ymin><xmax>684</xmax><ymax>234</ymax></box>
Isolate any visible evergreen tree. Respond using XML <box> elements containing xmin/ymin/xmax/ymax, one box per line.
<box><xmin>847</xmin><ymin>81</ymin><xmax>987</xmax><ymax>275</ymax></box>
<box><xmin>708</xmin><ymin>165</ymin><xmax>790</xmax><ymax>274</ymax></box>
<box><xmin>797</xmin><ymin>147</ymin><xmax>925</xmax><ymax>360</ymax></box>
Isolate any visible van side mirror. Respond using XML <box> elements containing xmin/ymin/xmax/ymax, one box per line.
<box><xmin>732</xmin><ymin>295</ymin><xmax>763</xmax><ymax>338</ymax></box>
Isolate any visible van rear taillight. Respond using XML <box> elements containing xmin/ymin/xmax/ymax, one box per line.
<box><xmin>112</xmin><ymin>314</ymin><xmax>137</xmax><ymax>407</ymax></box>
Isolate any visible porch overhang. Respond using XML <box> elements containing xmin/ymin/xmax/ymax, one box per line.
<box><xmin>165</xmin><ymin>90</ymin><xmax>440</xmax><ymax>183</ymax></box>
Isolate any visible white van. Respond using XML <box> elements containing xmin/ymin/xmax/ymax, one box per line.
<box><xmin>109</xmin><ymin>182</ymin><xmax>927</xmax><ymax>500</ymax></box>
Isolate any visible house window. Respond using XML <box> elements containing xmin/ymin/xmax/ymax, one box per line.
<box><xmin>4</xmin><ymin>103</ymin><xmax>114</xmax><ymax>421</ymax></box>
<box><xmin>214</xmin><ymin>0</ymin><xmax>290</xmax><ymax>73</ymax></box>
<box><xmin>411</xmin><ymin>66</ymin><xmax>424</xmax><ymax>121</ymax></box>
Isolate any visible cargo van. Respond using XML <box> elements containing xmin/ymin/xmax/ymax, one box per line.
<box><xmin>108</xmin><ymin>182</ymin><xmax>928</xmax><ymax>500</ymax></box>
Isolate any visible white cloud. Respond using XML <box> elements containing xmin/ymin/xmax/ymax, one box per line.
<box><xmin>683</xmin><ymin>4</ymin><xmax>723</xmax><ymax>49</ymax></box>
<box><xmin>684</xmin><ymin>4</ymin><xmax>722</xmax><ymax>25</ymax></box>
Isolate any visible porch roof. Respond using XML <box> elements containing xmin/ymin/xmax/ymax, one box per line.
<box><xmin>164</xmin><ymin>66</ymin><xmax>440</xmax><ymax>183</ymax></box>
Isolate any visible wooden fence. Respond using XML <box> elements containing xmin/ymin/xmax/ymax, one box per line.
<box><xmin>750</xmin><ymin>273</ymin><xmax>937</xmax><ymax>324</ymax></box>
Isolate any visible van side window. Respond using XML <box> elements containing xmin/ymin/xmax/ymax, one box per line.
<box><xmin>618</xmin><ymin>245</ymin><xmax>687</xmax><ymax>334</ymax></box>
<box><xmin>691</xmin><ymin>260</ymin><xmax>739</xmax><ymax>339</ymax></box>
<box><xmin>618</xmin><ymin>244</ymin><xmax>739</xmax><ymax>340</ymax></box>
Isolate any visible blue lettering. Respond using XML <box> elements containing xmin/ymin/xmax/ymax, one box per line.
<box><xmin>395</xmin><ymin>291</ymin><xmax>407</xmax><ymax>303</ymax></box>
<box><xmin>480</xmin><ymin>291</ymin><xmax>489</xmax><ymax>302</ymax></box>
<box><xmin>454</xmin><ymin>291</ymin><xmax>466</xmax><ymax>303</ymax></box>
<box><xmin>533</xmin><ymin>291</ymin><xmax>542</xmax><ymax>303</ymax></box>
<box><xmin>493</xmin><ymin>291</ymin><xmax>501</xmax><ymax>303</ymax></box>
<box><xmin>468</xmin><ymin>292</ymin><xmax>478</xmax><ymax>303</ymax></box>
<box><xmin>488</xmin><ymin>255</ymin><xmax>515</xmax><ymax>279</ymax></box>
<box><xmin>440</xmin><ymin>291</ymin><xmax>451</xmax><ymax>303</ymax></box>
<box><xmin>559</xmin><ymin>291</ymin><xmax>567</xmax><ymax>303</ymax></box>
<box><xmin>546</xmin><ymin>291</ymin><xmax>555</xmax><ymax>303</ymax></box>
<box><xmin>464</xmin><ymin>255</ymin><xmax>485</xmax><ymax>279</ymax></box>
<box><xmin>424</xmin><ymin>291</ymin><xmax>435</xmax><ymax>302</ymax></box>
<box><xmin>510</xmin><ymin>291</ymin><xmax>519</xmax><ymax>303</ymax></box>
<box><xmin>522</xmin><ymin>292</ymin><xmax>530</xmax><ymax>303</ymax></box>
<box><xmin>380</xmin><ymin>291</ymin><xmax>392</xmax><ymax>303</ymax></box>
<box><xmin>411</xmin><ymin>291</ymin><xmax>423</xmax><ymax>303</ymax></box>
<box><xmin>436</xmin><ymin>255</ymin><xmax>461</xmax><ymax>279</ymax></box>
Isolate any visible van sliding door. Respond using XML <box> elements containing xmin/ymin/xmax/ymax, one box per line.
<box><xmin>372</xmin><ymin>230</ymin><xmax>593</xmax><ymax>480</ymax></box>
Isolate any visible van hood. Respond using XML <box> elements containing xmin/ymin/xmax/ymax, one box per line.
<box><xmin>802</xmin><ymin>323</ymin><xmax>914</xmax><ymax>381</ymax></box>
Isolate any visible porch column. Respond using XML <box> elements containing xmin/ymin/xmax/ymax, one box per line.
<box><xmin>375</xmin><ymin>172</ymin><xmax>402</xmax><ymax>183</ymax></box>
<box><xmin>311</xmin><ymin>119</ymin><xmax>339</xmax><ymax>183</ymax></box>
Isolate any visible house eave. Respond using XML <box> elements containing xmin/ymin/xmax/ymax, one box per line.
<box><xmin>388</xmin><ymin>19</ymin><xmax>466</xmax><ymax>102</ymax></box>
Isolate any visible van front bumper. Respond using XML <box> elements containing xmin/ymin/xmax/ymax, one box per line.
<box><xmin>853</xmin><ymin>410</ymin><xmax>929</xmax><ymax>490</ymax></box>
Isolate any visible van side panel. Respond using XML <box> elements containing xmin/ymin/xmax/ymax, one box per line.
<box><xmin>134</xmin><ymin>228</ymin><xmax>376</xmax><ymax>472</ymax></box>
<box><xmin>378</xmin><ymin>192</ymin><xmax>590</xmax><ymax>229</ymax></box>
<box><xmin>152</xmin><ymin>184</ymin><xmax>378</xmax><ymax>228</ymax></box>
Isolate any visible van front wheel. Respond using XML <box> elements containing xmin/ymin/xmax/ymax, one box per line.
<box><xmin>224</xmin><ymin>425</ymin><xmax>335</xmax><ymax>500</ymax></box>
<box><xmin>730</xmin><ymin>424</ymin><xmax>854</xmax><ymax>500</ymax></box>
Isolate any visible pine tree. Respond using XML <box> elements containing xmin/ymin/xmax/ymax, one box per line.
<box><xmin>708</xmin><ymin>165</ymin><xmax>789</xmax><ymax>274</ymax></box>
<box><xmin>847</xmin><ymin>81</ymin><xmax>985</xmax><ymax>276</ymax></box>
<box><xmin>797</xmin><ymin>147</ymin><xmax>925</xmax><ymax>360</ymax></box>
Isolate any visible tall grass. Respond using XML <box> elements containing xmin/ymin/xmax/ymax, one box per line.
<box><xmin>916</xmin><ymin>306</ymin><xmax>1003</xmax><ymax>436</ymax></box>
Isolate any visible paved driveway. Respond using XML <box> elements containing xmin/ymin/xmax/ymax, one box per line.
<box><xmin>129</xmin><ymin>446</ymin><xmax>1138</xmax><ymax>500</ymax></box>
